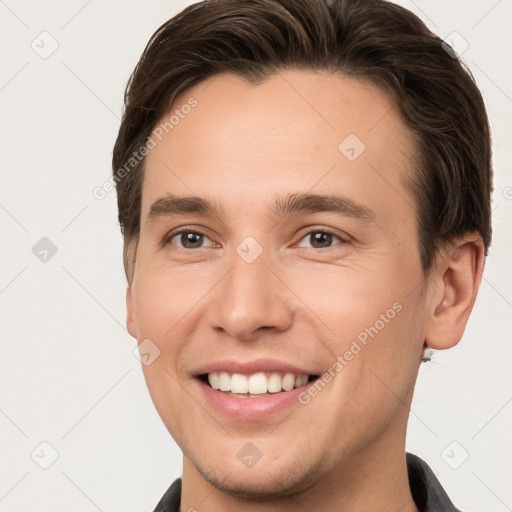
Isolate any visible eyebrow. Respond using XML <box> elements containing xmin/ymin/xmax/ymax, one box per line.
<box><xmin>271</xmin><ymin>192</ymin><xmax>376</xmax><ymax>222</ymax></box>
<box><xmin>146</xmin><ymin>192</ymin><xmax>376</xmax><ymax>224</ymax></box>
<box><xmin>147</xmin><ymin>195</ymin><xmax>225</xmax><ymax>223</ymax></box>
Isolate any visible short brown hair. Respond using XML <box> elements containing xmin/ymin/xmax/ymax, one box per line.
<box><xmin>113</xmin><ymin>0</ymin><xmax>492</xmax><ymax>284</ymax></box>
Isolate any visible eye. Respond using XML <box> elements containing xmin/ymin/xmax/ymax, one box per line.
<box><xmin>296</xmin><ymin>230</ymin><xmax>346</xmax><ymax>249</ymax></box>
<box><xmin>167</xmin><ymin>230</ymin><xmax>214</xmax><ymax>249</ymax></box>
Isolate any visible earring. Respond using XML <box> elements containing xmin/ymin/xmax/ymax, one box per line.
<box><xmin>421</xmin><ymin>348</ymin><xmax>434</xmax><ymax>362</ymax></box>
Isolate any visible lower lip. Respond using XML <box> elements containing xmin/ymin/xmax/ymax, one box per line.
<box><xmin>194</xmin><ymin>378</ymin><xmax>310</xmax><ymax>420</ymax></box>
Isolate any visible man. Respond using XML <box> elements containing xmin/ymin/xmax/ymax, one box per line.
<box><xmin>112</xmin><ymin>0</ymin><xmax>492</xmax><ymax>510</ymax></box>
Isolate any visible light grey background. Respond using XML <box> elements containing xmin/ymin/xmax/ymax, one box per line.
<box><xmin>0</xmin><ymin>1</ymin><xmax>510</xmax><ymax>510</ymax></box>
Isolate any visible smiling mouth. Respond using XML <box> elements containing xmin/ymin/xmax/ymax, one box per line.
<box><xmin>198</xmin><ymin>371</ymin><xmax>319</xmax><ymax>398</ymax></box>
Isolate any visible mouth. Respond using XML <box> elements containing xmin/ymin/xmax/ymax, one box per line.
<box><xmin>191</xmin><ymin>359</ymin><xmax>322</xmax><ymax>420</ymax></box>
<box><xmin>195</xmin><ymin>371</ymin><xmax>320</xmax><ymax>420</ymax></box>
<box><xmin>198</xmin><ymin>371</ymin><xmax>319</xmax><ymax>398</ymax></box>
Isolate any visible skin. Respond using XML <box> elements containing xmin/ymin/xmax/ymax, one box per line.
<box><xmin>126</xmin><ymin>71</ymin><xmax>484</xmax><ymax>511</ymax></box>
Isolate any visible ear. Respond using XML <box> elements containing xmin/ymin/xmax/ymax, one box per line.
<box><xmin>425</xmin><ymin>234</ymin><xmax>485</xmax><ymax>350</ymax></box>
<box><xmin>126</xmin><ymin>285</ymin><xmax>138</xmax><ymax>339</ymax></box>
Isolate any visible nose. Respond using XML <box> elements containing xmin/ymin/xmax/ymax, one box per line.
<box><xmin>209</xmin><ymin>248</ymin><xmax>293</xmax><ymax>341</ymax></box>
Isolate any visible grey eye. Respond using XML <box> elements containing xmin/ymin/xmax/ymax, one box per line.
<box><xmin>171</xmin><ymin>232</ymin><xmax>209</xmax><ymax>249</ymax></box>
<box><xmin>297</xmin><ymin>231</ymin><xmax>342</xmax><ymax>249</ymax></box>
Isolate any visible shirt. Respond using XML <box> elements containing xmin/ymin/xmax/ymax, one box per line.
<box><xmin>153</xmin><ymin>452</ymin><xmax>460</xmax><ymax>511</ymax></box>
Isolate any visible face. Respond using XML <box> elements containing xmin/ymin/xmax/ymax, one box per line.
<box><xmin>127</xmin><ymin>71</ymin><xmax>434</xmax><ymax>496</ymax></box>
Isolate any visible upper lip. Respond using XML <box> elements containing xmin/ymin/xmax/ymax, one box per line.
<box><xmin>191</xmin><ymin>358</ymin><xmax>319</xmax><ymax>377</ymax></box>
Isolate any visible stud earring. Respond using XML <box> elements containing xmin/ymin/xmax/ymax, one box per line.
<box><xmin>421</xmin><ymin>348</ymin><xmax>434</xmax><ymax>362</ymax></box>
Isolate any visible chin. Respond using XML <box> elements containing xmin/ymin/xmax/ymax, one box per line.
<box><xmin>191</xmin><ymin>449</ymin><xmax>324</xmax><ymax>501</ymax></box>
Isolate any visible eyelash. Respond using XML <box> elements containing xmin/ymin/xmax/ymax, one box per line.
<box><xmin>295</xmin><ymin>228</ymin><xmax>348</xmax><ymax>248</ymax></box>
<box><xmin>163</xmin><ymin>227</ymin><xmax>349</xmax><ymax>250</ymax></box>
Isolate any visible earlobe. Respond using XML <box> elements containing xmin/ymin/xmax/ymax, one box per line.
<box><xmin>425</xmin><ymin>235</ymin><xmax>485</xmax><ymax>350</ymax></box>
<box><xmin>126</xmin><ymin>286</ymin><xmax>137</xmax><ymax>339</ymax></box>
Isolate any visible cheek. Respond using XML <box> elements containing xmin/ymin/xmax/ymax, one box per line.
<box><xmin>130</xmin><ymin>270</ymin><xmax>194</xmax><ymax>408</ymax></box>
<box><xmin>132</xmin><ymin>269</ymin><xmax>198</xmax><ymax>437</ymax></box>
<box><xmin>291</xmin><ymin>265</ymin><xmax>424</xmax><ymax>400</ymax></box>
<box><xmin>329</xmin><ymin>290</ymin><xmax>424</xmax><ymax>411</ymax></box>
<box><xmin>287</xmin><ymin>264</ymin><xmax>407</xmax><ymax>346</ymax></box>
<box><xmin>131</xmin><ymin>266</ymin><xmax>214</xmax><ymax>411</ymax></box>
<box><xmin>313</xmin><ymin>302</ymin><xmax>423</xmax><ymax>460</ymax></box>
<box><xmin>131</xmin><ymin>265</ymin><xmax>211</xmax><ymax>340</ymax></box>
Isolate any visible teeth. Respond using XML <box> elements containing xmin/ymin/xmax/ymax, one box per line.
<box><xmin>248</xmin><ymin>373</ymin><xmax>267</xmax><ymax>394</ymax></box>
<box><xmin>231</xmin><ymin>373</ymin><xmax>249</xmax><ymax>393</ymax></box>
<box><xmin>219</xmin><ymin>372</ymin><xmax>231</xmax><ymax>391</ymax></box>
<box><xmin>207</xmin><ymin>371</ymin><xmax>310</xmax><ymax>395</ymax></box>
<box><xmin>208</xmin><ymin>372</ymin><xmax>220</xmax><ymax>390</ymax></box>
<box><xmin>267</xmin><ymin>373</ymin><xmax>282</xmax><ymax>393</ymax></box>
<box><xmin>282</xmin><ymin>373</ymin><xmax>295</xmax><ymax>391</ymax></box>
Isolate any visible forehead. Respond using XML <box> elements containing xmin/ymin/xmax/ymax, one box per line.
<box><xmin>141</xmin><ymin>70</ymin><xmax>416</xmax><ymax>223</ymax></box>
